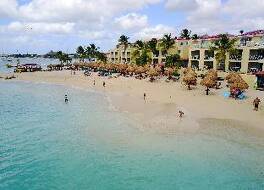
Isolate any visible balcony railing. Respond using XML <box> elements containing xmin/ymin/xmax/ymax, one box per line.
<box><xmin>249</xmin><ymin>54</ymin><xmax>264</xmax><ymax>60</ymax></box>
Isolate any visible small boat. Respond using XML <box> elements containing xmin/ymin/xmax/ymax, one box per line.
<box><xmin>7</xmin><ymin>58</ymin><xmax>12</xmax><ymax>62</ymax></box>
<box><xmin>14</xmin><ymin>63</ymin><xmax>42</xmax><ymax>72</ymax></box>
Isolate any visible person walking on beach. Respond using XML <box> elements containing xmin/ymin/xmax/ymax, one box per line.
<box><xmin>93</xmin><ymin>80</ymin><xmax>95</xmax><ymax>86</ymax></box>
<box><xmin>65</xmin><ymin>94</ymin><xmax>69</xmax><ymax>103</ymax></box>
<box><xmin>253</xmin><ymin>97</ymin><xmax>261</xmax><ymax>111</ymax></box>
<box><xmin>144</xmin><ymin>93</ymin><xmax>146</xmax><ymax>101</ymax></box>
<box><xmin>179</xmin><ymin>110</ymin><xmax>184</xmax><ymax>118</ymax></box>
<box><xmin>103</xmin><ymin>81</ymin><xmax>106</xmax><ymax>87</ymax></box>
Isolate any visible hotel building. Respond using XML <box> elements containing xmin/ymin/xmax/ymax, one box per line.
<box><xmin>107</xmin><ymin>30</ymin><xmax>264</xmax><ymax>73</ymax></box>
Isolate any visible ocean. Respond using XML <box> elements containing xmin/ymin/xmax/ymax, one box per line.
<box><xmin>0</xmin><ymin>81</ymin><xmax>264</xmax><ymax>190</ymax></box>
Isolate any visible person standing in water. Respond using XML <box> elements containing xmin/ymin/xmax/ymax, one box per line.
<box><xmin>253</xmin><ymin>97</ymin><xmax>261</xmax><ymax>111</ymax></box>
<box><xmin>65</xmin><ymin>94</ymin><xmax>69</xmax><ymax>103</ymax></box>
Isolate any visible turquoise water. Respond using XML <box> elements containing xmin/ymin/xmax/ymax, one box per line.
<box><xmin>0</xmin><ymin>81</ymin><xmax>264</xmax><ymax>190</ymax></box>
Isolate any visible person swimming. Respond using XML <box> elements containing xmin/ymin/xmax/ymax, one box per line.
<box><xmin>65</xmin><ymin>94</ymin><xmax>69</xmax><ymax>103</ymax></box>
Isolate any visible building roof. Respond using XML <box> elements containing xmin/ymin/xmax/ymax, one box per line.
<box><xmin>240</xmin><ymin>30</ymin><xmax>264</xmax><ymax>37</ymax></box>
<box><xmin>255</xmin><ymin>71</ymin><xmax>264</xmax><ymax>76</ymax></box>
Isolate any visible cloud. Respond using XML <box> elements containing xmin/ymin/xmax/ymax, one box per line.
<box><xmin>114</xmin><ymin>13</ymin><xmax>148</xmax><ymax>30</ymax></box>
<box><xmin>165</xmin><ymin>0</ymin><xmax>198</xmax><ymax>11</ymax></box>
<box><xmin>135</xmin><ymin>24</ymin><xmax>175</xmax><ymax>40</ymax></box>
<box><xmin>6</xmin><ymin>21</ymin><xmax>75</xmax><ymax>35</ymax></box>
<box><xmin>0</xmin><ymin>0</ymin><xmax>18</xmax><ymax>18</ymax></box>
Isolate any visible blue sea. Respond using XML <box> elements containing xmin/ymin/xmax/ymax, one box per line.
<box><xmin>0</xmin><ymin>82</ymin><xmax>264</xmax><ymax>189</ymax></box>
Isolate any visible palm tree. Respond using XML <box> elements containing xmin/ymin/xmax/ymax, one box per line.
<box><xmin>76</xmin><ymin>46</ymin><xmax>85</xmax><ymax>61</ymax></box>
<box><xmin>161</xmin><ymin>34</ymin><xmax>175</xmax><ymax>51</ymax></box>
<box><xmin>192</xmin><ymin>34</ymin><xmax>199</xmax><ymax>40</ymax></box>
<box><xmin>56</xmin><ymin>51</ymin><xmax>72</xmax><ymax>65</ymax></box>
<box><xmin>85</xmin><ymin>44</ymin><xmax>99</xmax><ymax>60</ymax></box>
<box><xmin>132</xmin><ymin>40</ymin><xmax>151</xmax><ymax>66</ymax></box>
<box><xmin>147</xmin><ymin>38</ymin><xmax>159</xmax><ymax>57</ymax></box>
<box><xmin>180</xmin><ymin>29</ymin><xmax>192</xmax><ymax>40</ymax></box>
<box><xmin>210</xmin><ymin>34</ymin><xmax>237</xmax><ymax>71</ymax></box>
<box><xmin>118</xmin><ymin>35</ymin><xmax>129</xmax><ymax>63</ymax></box>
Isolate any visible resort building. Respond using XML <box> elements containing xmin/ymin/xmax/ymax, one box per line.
<box><xmin>188</xmin><ymin>30</ymin><xmax>264</xmax><ymax>73</ymax></box>
<box><xmin>107</xmin><ymin>30</ymin><xmax>264</xmax><ymax>73</ymax></box>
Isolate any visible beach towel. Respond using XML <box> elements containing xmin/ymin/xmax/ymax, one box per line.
<box><xmin>223</xmin><ymin>92</ymin><xmax>230</xmax><ymax>98</ymax></box>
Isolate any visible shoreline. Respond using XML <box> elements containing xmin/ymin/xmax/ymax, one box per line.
<box><xmin>1</xmin><ymin>70</ymin><xmax>264</xmax><ymax>135</ymax></box>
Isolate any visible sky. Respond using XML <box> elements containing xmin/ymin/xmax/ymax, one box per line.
<box><xmin>0</xmin><ymin>0</ymin><xmax>263</xmax><ymax>54</ymax></box>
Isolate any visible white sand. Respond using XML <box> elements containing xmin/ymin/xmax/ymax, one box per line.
<box><xmin>2</xmin><ymin>70</ymin><xmax>264</xmax><ymax>134</ymax></box>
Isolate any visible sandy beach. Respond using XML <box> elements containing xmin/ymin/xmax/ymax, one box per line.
<box><xmin>2</xmin><ymin>70</ymin><xmax>264</xmax><ymax>135</ymax></box>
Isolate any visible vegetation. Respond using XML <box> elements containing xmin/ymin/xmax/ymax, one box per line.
<box><xmin>192</xmin><ymin>34</ymin><xmax>199</xmax><ymax>40</ymax></box>
<box><xmin>147</xmin><ymin>38</ymin><xmax>159</xmax><ymax>57</ymax></box>
<box><xmin>210</xmin><ymin>34</ymin><xmax>237</xmax><ymax>70</ymax></box>
<box><xmin>132</xmin><ymin>40</ymin><xmax>151</xmax><ymax>66</ymax></box>
<box><xmin>161</xmin><ymin>33</ymin><xmax>175</xmax><ymax>51</ymax></box>
<box><xmin>76</xmin><ymin>46</ymin><xmax>85</xmax><ymax>61</ymax></box>
<box><xmin>165</xmin><ymin>54</ymin><xmax>181</xmax><ymax>68</ymax></box>
<box><xmin>56</xmin><ymin>51</ymin><xmax>72</xmax><ymax>65</ymax></box>
<box><xmin>75</xmin><ymin>44</ymin><xmax>106</xmax><ymax>63</ymax></box>
<box><xmin>180</xmin><ymin>29</ymin><xmax>192</xmax><ymax>40</ymax></box>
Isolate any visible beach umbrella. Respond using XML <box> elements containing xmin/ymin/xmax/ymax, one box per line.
<box><xmin>147</xmin><ymin>67</ymin><xmax>159</xmax><ymax>77</ymax></box>
<box><xmin>183</xmin><ymin>68</ymin><xmax>197</xmax><ymax>90</ymax></box>
<box><xmin>230</xmin><ymin>79</ymin><xmax>249</xmax><ymax>90</ymax></box>
<box><xmin>126</xmin><ymin>65</ymin><xmax>135</xmax><ymax>74</ymax></box>
<box><xmin>165</xmin><ymin>68</ymin><xmax>174</xmax><ymax>76</ymax></box>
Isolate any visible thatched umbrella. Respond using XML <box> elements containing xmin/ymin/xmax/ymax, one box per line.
<box><xmin>135</xmin><ymin>66</ymin><xmax>145</xmax><ymax>75</ymax></box>
<box><xmin>126</xmin><ymin>65</ymin><xmax>135</xmax><ymax>74</ymax></box>
<box><xmin>183</xmin><ymin>68</ymin><xmax>197</xmax><ymax>90</ymax></box>
<box><xmin>147</xmin><ymin>67</ymin><xmax>159</xmax><ymax>78</ymax></box>
<box><xmin>226</xmin><ymin>72</ymin><xmax>242</xmax><ymax>84</ymax></box>
<box><xmin>230</xmin><ymin>78</ymin><xmax>249</xmax><ymax>91</ymax></box>
<box><xmin>165</xmin><ymin>68</ymin><xmax>174</xmax><ymax>77</ymax></box>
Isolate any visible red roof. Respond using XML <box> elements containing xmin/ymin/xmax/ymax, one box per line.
<box><xmin>255</xmin><ymin>71</ymin><xmax>264</xmax><ymax>76</ymax></box>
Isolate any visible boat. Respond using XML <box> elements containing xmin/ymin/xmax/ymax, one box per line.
<box><xmin>14</xmin><ymin>63</ymin><xmax>42</xmax><ymax>73</ymax></box>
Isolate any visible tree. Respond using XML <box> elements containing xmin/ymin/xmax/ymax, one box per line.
<box><xmin>192</xmin><ymin>34</ymin><xmax>199</xmax><ymax>40</ymax></box>
<box><xmin>239</xmin><ymin>30</ymin><xmax>244</xmax><ymax>35</ymax></box>
<box><xmin>147</xmin><ymin>38</ymin><xmax>159</xmax><ymax>56</ymax></box>
<box><xmin>56</xmin><ymin>51</ymin><xmax>72</xmax><ymax>65</ymax></box>
<box><xmin>76</xmin><ymin>46</ymin><xmax>85</xmax><ymax>61</ymax></box>
<box><xmin>209</xmin><ymin>34</ymin><xmax>237</xmax><ymax>71</ymax></box>
<box><xmin>96</xmin><ymin>52</ymin><xmax>107</xmax><ymax>63</ymax></box>
<box><xmin>132</xmin><ymin>40</ymin><xmax>151</xmax><ymax>66</ymax></box>
<box><xmin>161</xmin><ymin>33</ymin><xmax>175</xmax><ymax>52</ymax></box>
<box><xmin>85</xmin><ymin>44</ymin><xmax>99</xmax><ymax>59</ymax></box>
<box><xmin>118</xmin><ymin>35</ymin><xmax>129</xmax><ymax>63</ymax></box>
<box><xmin>118</xmin><ymin>35</ymin><xmax>129</xmax><ymax>45</ymax></box>
<box><xmin>165</xmin><ymin>54</ymin><xmax>181</xmax><ymax>67</ymax></box>
<box><xmin>135</xmin><ymin>49</ymin><xmax>151</xmax><ymax>66</ymax></box>
<box><xmin>180</xmin><ymin>29</ymin><xmax>192</xmax><ymax>40</ymax></box>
